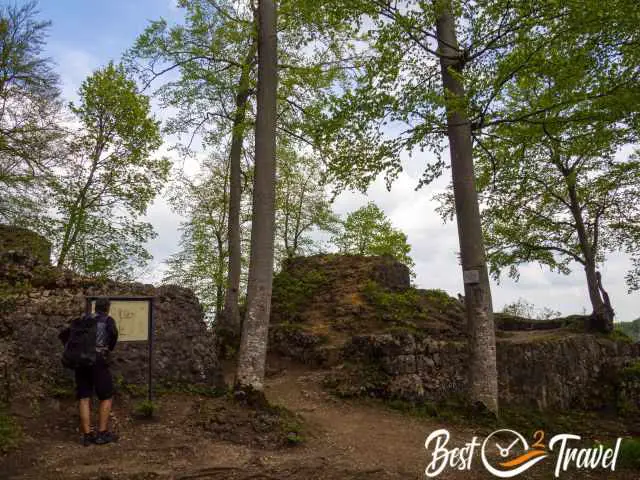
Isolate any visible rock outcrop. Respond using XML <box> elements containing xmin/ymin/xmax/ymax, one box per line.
<box><xmin>268</xmin><ymin>254</ymin><xmax>640</xmax><ymax>415</ymax></box>
<box><xmin>0</xmin><ymin>228</ymin><xmax>223</xmax><ymax>404</ymax></box>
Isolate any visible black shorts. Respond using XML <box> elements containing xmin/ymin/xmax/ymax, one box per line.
<box><xmin>74</xmin><ymin>362</ymin><xmax>114</xmax><ymax>400</ymax></box>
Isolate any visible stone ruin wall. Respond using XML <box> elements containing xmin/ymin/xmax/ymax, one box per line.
<box><xmin>268</xmin><ymin>255</ymin><xmax>640</xmax><ymax>414</ymax></box>
<box><xmin>337</xmin><ymin>331</ymin><xmax>640</xmax><ymax>411</ymax></box>
<box><xmin>0</xmin><ymin>226</ymin><xmax>223</xmax><ymax>404</ymax></box>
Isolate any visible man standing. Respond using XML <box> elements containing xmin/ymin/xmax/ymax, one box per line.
<box><xmin>60</xmin><ymin>297</ymin><xmax>119</xmax><ymax>445</ymax></box>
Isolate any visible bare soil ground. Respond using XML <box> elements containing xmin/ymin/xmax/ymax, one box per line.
<box><xmin>1</xmin><ymin>361</ymin><xmax>637</xmax><ymax>480</ymax></box>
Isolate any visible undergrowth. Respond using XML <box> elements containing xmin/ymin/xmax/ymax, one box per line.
<box><xmin>272</xmin><ymin>269</ymin><xmax>327</xmax><ymax>322</ymax></box>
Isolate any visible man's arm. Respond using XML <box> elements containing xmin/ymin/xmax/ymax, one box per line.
<box><xmin>107</xmin><ymin>317</ymin><xmax>118</xmax><ymax>350</ymax></box>
<box><xmin>58</xmin><ymin>326</ymin><xmax>70</xmax><ymax>345</ymax></box>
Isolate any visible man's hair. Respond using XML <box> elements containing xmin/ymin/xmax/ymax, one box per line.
<box><xmin>95</xmin><ymin>298</ymin><xmax>111</xmax><ymax>314</ymax></box>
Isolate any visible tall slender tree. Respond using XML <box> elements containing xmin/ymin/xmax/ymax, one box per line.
<box><xmin>235</xmin><ymin>0</ymin><xmax>278</xmax><ymax>393</ymax></box>
<box><xmin>276</xmin><ymin>148</ymin><xmax>339</xmax><ymax>262</ymax></box>
<box><xmin>127</xmin><ymin>0</ymin><xmax>257</xmax><ymax>334</ymax></box>
<box><xmin>223</xmin><ymin>37</ymin><xmax>257</xmax><ymax>336</ymax></box>
<box><xmin>164</xmin><ymin>154</ymin><xmax>233</xmax><ymax>319</ymax></box>
<box><xmin>0</xmin><ymin>1</ymin><xmax>62</xmax><ymax>226</ymax></box>
<box><xmin>53</xmin><ymin>63</ymin><xmax>169</xmax><ymax>278</ymax></box>
<box><xmin>127</xmin><ymin>0</ymin><xmax>352</xmax><ymax>336</ymax></box>
<box><xmin>468</xmin><ymin>121</ymin><xmax>639</xmax><ymax>333</ymax></box>
<box><xmin>307</xmin><ymin>0</ymin><xmax>640</xmax><ymax>413</ymax></box>
<box><xmin>310</xmin><ymin>0</ymin><xmax>502</xmax><ymax>412</ymax></box>
<box><xmin>434</xmin><ymin>0</ymin><xmax>497</xmax><ymax>413</ymax></box>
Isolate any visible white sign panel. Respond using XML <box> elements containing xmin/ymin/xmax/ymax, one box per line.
<box><xmin>91</xmin><ymin>300</ymin><xmax>150</xmax><ymax>342</ymax></box>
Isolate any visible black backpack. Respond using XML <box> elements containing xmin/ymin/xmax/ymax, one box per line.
<box><xmin>62</xmin><ymin>313</ymin><xmax>98</xmax><ymax>369</ymax></box>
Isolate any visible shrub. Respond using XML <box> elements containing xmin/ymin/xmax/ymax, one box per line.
<box><xmin>501</xmin><ymin>298</ymin><xmax>561</xmax><ymax>320</ymax></box>
<box><xmin>133</xmin><ymin>400</ymin><xmax>157</xmax><ymax>419</ymax></box>
<box><xmin>621</xmin><ymin>361</ymin><xmax>640</xmax><ymax>379</ymax></box>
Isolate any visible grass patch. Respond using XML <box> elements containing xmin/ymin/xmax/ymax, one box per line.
<box><xmin>322</xmin><ymin>363</ymin><xmax>388</xmax><ymax>399</ymax></box>
<box><xmin>422</xmin><ymin>289</ymin><xmax>460</xmax><ymax>311</ymax></box>
<box><xmin>114</xmin><ymin>376</ymin><xmax>148</xmax><ymax>398</ymax></box>
<box><xmin>620</xmin><ymin>361</ymin><xmax>640</xmax><ymax>379</ymax></box>
<box><xmin>49</xmin><ymin>385</ymin><xmax>75</xmax><ymax>399</ymax></box>
<box><xmin>382</xmin><ymin>324</ymin><xmax>423</xmax><ymax>337</ymax></box>
<box><xmin>375</xmin><ymin>396</ymin><xmax>622</xmax><ymax>442</ymax></box>
<box><xmin>249</xmin><ymin>402</ymin><xmax>306</xmax><ymax>446</ymax></box>
<box><xmin>193</xmin><ymin>394</ymin><xmax>306</xmax><ymax>448</ymax></box>
<box><xmin>133</xmin><ymin>400</ymin><xmax>157</xmax><ymax>419</ymax></box>
<box><xmin>387</xmin><ymin>398</ymin><xmax>439</xmax><ymax>418</ymax></box>
<box><xmin>0</xmin><ymin>407</ymin><xmax>20</xmax><ymax>452</ymax></box>
<box><xmin>362</xmin><ymin>280</ymin><xmax>426</xmax><ymax>324</ymax></box>
<box><xmin>616</xmin><ymin>437</ymin><xmax>640</xmax><ymax>469</ymax></box>
<box><xmin>384</xmin><ymin>397</ymin><xmax>498</xmax><ymax>426</ymax></box>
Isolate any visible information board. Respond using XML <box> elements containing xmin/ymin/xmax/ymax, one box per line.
<box><xmin>89</xmin><ymin>299</ymin><xmax>150</xmax><ymax>342</ymax></box>
<box><xmin>86</xmin><ymin>296</ymin><xmax>155</xmax><ymax>402</ymax></box>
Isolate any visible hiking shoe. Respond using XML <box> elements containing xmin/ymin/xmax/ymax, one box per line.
<box><xmin>81</xmin><ymin>432</ymin><xmax>95</xmax><ymax>446</ymax></box>
<box><xmin>94</xmin><ymin>431</ymin><xmax>118</xmax><ymax>445</ymax></box>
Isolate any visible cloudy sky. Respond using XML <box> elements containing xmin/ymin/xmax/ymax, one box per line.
<box><xmin>38</xmin><ymin>0</ymin><xmax>639</xmax><ymax>321</ymax></box>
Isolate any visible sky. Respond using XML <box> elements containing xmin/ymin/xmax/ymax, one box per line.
<box><xmin>34</xmin><ymin>0</ymin><xmax>639</xmax><ymax>321</ymax></box>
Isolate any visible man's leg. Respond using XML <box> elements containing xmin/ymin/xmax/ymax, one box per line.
<box><xmin>74</xmin><ymin>367</ymin><xmax>94</xmax><ymax>445</ymax></box>
<box><xmin>94</xmin><ymin>361</ymin><xmax>117</xmax><ymax>444</ymax></box>
<box><xmin>79</xmin><ymin>398</ymin><xmax>91</xmax><ymax>434</ymax></box>
<box><xmin>97</xmin><ymin>398</ymin><xmax>112</xmax><ymax>432</ymax></box>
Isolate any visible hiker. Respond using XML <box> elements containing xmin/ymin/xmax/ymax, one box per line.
<box><xmin>59</xmin><ymin>297</ymin><xmax>119</xmax><ymax>446</ymax></box>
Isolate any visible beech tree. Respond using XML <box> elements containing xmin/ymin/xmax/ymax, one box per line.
<box><xmin>308</xmin><ymin>0</ymin><xmax>640</xmax><ymax>413</ymax></box>
<box><xmin>164</xmin><ymin>155</ymin><xmax>235</xmax><ymax>318</ymax></box>
<box><xmin>0</xmin><ymin>1</ymin><xmax>62</xmax><ymax>225</ymax></box>
<box><xmin>52</xmin><ymin>63</ymin><xmax>169</xmax><ymax>278</ymax></box>
<box><xmin>276</xmin><ymin>148</ymin><xmax>339</xmax><ymax>262</ymax></box>
<box><xmin>332</xmin><ymin>202</ymin><xmax>414</xmax><ymax>269</ymax></box>
<box><xmin>235</xmin><ymin>0</ymin><xmax>278</xmax><ymax>394</ymax></box>
<box><xmin>128</xmin><ymin>0</ymin><xmax>256</xmax><ymax>334</ymax></box>
<box><xmin>313</xmin><ymin>0</ymin><xmax>503</xmax><ymax>411</ymax></box>
<box><xmin>471</xmin><ymin>127</ymin><xmax>639</xmax><ymax>332</ymax></box>
<box><xmin>128</xmin><ymin>0</ymin><xmax>352</xmax><ymax>336</ymax></box>
<box><xmin>432</xmin><ymin>1</ymin><xmax>640</xmax><ymax>333</ymax></box>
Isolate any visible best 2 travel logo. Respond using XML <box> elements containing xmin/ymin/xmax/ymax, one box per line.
<box><xmin>424</xmin><ymin>428</ymin><xmax>623</xmax><ymax>478</ymax></box>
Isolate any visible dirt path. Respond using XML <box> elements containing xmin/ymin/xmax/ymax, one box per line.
<box><xmin>1</xmin><ymin>363</ymin><xmax>637</xmax><ymax>479</ymax></box>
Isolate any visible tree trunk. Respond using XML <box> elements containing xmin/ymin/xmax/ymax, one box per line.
<box><xmin>584</xmin><ymin>260</ymin><xmax>613</xmax><ymax>331</ymax></box>
<box><xmin>216</xmin><ymin>232</ymin><xmax>226</xmax><ymax>318</ymax></box>
<box><xmin>566</xmin><ymin>181</ymin><xmax>613</xmax><ymax>332</ymax></box>
<box><xmin>222</xmin><ymin>38</ymin><xmax>258</xmax><ymax>337</ymax></box>
<box><xmin>235</xmin><ymin>0</ymin><xmax>278</xmax><ymax>393</ymax></box>
<box><xmin>435</xmin><ymin>1</ymin><xmax>498</xmax><ymax>414</ymax></box>
<box><xmin>57</xmin><ymin>211</ymin><xmax>78</xmax><ymax>268</ymax></box>
<box><xmin>56</xmin><ymin>143</ymin><xmax>103</xmax><ymax>268</ymax></box>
